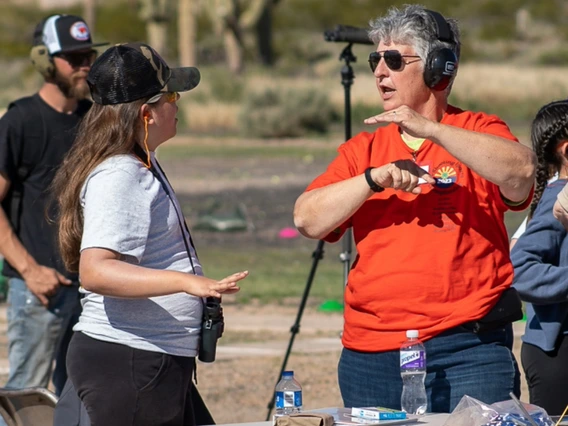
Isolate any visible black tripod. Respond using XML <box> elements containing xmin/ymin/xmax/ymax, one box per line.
<box><xmin>265</xmin><ymin>43</ymin><xmax>358</xmax><ymax>421</ymax></box>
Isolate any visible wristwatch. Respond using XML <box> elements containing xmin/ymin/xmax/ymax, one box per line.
<box><xmin>364</xmin><ymin>167</ymin><xmax>384</xmax><ymax>193</ymax></box>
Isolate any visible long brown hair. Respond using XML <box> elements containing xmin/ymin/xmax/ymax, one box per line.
<box><xmin>51</xmin><ymin>98</ymin><xmax>148</xmax><ymax>272</ymax></box>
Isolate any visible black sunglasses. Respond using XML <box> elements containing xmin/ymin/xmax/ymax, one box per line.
<box><xmin>368</xmin><ymin>50</ymin><xmax>421</xmax><ymax>72</ymax></box>
<box><xmin>54</xmin><ymin>50</ymin><xmax>98</xmax><ymax>68</ymax></box>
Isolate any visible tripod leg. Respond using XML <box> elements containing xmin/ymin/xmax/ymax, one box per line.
<box><xmin>265</xmin><ymin>239</ymin><xmax>325</xmax><ymax>421</ymax></box>
<box><xmin>339</xmin><ymin>44</ymin><xmax>355</xmax><ymax>286</ymax></box>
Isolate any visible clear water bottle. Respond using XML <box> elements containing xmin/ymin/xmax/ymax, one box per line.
<box><xmin>275</xmin><ymin>370</ymin><xmax>303</xmax><ymax>417</ymax></box>
<box><xmin>400</xmin><ymin>330</ymin><xmax>427</xmax><ymax>415</ymax></box>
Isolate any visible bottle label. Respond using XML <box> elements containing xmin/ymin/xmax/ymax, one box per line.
<box><xmin>276</xmin><ymin>391</ymin><xmax>302</xmax><ymax>408</ymax></box>
<box><xmin>400</xmin><ymin>350</ymin><xmax>425</xmax><ymax>369</ymax></box>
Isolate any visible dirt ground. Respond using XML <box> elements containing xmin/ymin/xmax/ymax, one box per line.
<box><xmin>164</xmin><ymin>140</ymin><xmax>333</xmax><ymax>250</ymax></box>
<box><xmin>197</xmin><ymin>307</ymin><xmax>526</xmax><ymax>425</ymax></box>
<box><xmin>196</xmin><ymin>305</ymin><xmax>345</xmax><ymax>424</ymax></box>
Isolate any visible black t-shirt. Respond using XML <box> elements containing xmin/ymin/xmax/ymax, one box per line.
<box><xmin>0</xmin><ymin>94</ymin><xmax>91</xmax><ymax>280</ymax></box>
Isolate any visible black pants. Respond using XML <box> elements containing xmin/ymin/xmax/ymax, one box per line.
<box><xmin>521</xmin><ymin>334</ymin><xmax>568</xmax><ymax>415</ymax></box>
<box><xmin>67</xmin><ymin>332</ymin><xmax>197</xmax><ymax>426</ymax></box>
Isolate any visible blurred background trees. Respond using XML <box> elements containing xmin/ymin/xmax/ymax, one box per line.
<box><xmin>5</xmin><ymin>0</ymin><xmax>567</xmax><ymax>69</ymax></box>
<box><xmin>1</xmin><ymin>0</ymin><xmax>568</xmax><ymax>138</ymax></box>
<box><xmin>79</xmin><ymin>0</ymin><xmax>281</xmax><ymax>71</ymax></box>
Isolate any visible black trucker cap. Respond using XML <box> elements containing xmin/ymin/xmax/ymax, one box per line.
<box><xmin>33</xmin><ymin>14</ymin><xmax>108</xmax><ymax>54</ymax></box>
<box><xmin>87</xmin><ymin>42</ymin><xmax>201</xmax><ymax>105</ymax></box>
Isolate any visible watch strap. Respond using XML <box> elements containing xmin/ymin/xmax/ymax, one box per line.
<box><xmin>364</xmin><ymin>167</ymin><xmax>384</xmax><ymax>193</ymax></box>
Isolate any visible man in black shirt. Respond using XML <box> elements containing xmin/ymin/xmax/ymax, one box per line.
<box><xmin>0</xmin><ymin>14</ymin><xmax>107</xmax><ymax>395</ymax></box>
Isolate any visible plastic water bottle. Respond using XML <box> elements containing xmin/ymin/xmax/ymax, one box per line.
<box><xmin>400</xmin><ymin>330</ymin><xmax>427</xmax><ymax>415</ymax></box>
<box><xmin>274</xmin><ymin>370</ymin><xmax>303</xmax><ymax>417</ymax></box>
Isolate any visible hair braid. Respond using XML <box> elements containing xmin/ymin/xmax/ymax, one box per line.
<box><xmin>528</xmin><ymin>100</ymin><xmax>568</xmax><ymax>219</ymax></box>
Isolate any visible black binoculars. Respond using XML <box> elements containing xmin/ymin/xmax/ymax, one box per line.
<box><xmin>198</xmin><ymin>297</ymin><xmax>225</xmax><ymax>363</ymax></box>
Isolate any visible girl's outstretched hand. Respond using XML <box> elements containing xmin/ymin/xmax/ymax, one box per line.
<box><xmin>185</xmin><ymin>271</ymin><xmax>249</xmax><ymax>298</ymax></box>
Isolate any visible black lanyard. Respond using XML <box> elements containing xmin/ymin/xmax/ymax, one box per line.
<box><xmin>133</xmin><ymin>145</ymin><xmax>222</xmax><ymax>378</ymax></box>
<box><xmin>132</xmin><ymin>144</ymin><xmax>198</xmax><ymax>273</ymax></box>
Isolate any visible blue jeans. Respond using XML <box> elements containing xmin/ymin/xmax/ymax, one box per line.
<box><xmin>5</xmin><ymin>278</ymin><xmax>81</xmax><ymax>394</ymax></box>
<box><xmin>338</xmin><ymin>325</ymin><xmax>520</xmax><ymax>413</ymax></box>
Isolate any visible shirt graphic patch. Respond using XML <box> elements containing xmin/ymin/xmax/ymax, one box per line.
<box><xmin>433</xmin><ymin>161</ymin><xmax>462</xmax><ymax>191</ymax></box>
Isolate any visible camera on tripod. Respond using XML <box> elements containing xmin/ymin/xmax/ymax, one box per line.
<box><xmin>324</xmin><ymin>25</ymin><xmax>373</xmax><ymax>45</ymax></box>
<box><xmin>198</xmin><ymin>297</ymin><xmax>225</xmax><ymax>363</ymax></box>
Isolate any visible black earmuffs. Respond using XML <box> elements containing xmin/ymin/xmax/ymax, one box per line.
<box><xmin>422</xmin><ymin>10</ymin><xmax>458</xmax><ymax>91</ymax></box>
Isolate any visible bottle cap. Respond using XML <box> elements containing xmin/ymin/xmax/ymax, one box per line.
<box><xmin>283</xmin><ymin>371</ymin><xmax>294</xmax><ymax>377</ymax></box>
<box><xmin>406</xmin><ymin>330</ymin><xmax>419</xmax><ymax>338</ymax></box>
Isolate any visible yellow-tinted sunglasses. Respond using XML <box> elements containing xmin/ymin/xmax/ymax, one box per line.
<box><xmin>146</xmin><ymin>91</ymin><xmax>180</xmax><ymax>104</ymax></box>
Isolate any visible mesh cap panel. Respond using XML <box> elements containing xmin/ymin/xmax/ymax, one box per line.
<box><xmin>87</xmin><ymin>42</ymin><xmax>200</xmax><ymax>105</ymax></box>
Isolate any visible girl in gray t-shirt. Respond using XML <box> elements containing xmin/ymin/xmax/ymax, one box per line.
<box><xmin>51</xmin><ymin>42</ymin><xmax>248</xmax><ymax>426</ymax></box>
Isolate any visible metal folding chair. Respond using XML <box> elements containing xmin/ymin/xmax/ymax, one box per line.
<box><xmin>0</xmin><ymin>387</ymin><xmax>57</xmax><ymax>426</ymax></box>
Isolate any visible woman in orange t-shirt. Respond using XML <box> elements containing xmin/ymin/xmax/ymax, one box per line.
<box><xmin>294</xmin><ymin>4</ymin><xmax>535</xmax><ymax>413</ymax></box>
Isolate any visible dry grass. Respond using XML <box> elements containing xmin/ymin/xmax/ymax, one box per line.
<box><xmin>182</xmin><ymin>62</ymin><xmax>568</xmax><ymax>135</ymax></box>
<box><xmin>452</xmin><ymin>63</ymin><xmax>568</xmax><ymax>103</ymax></box>
<box><xmin>179</xmin><ymin>99</ymin><xmax>241</xmax><ymax>134</ymax></box>
<box><xmin>1</xmin><ymin>62</ymin><xmax>567</xmax><ymax>129</ymax></box>
<box><xmin>330</xmin><ymin>63</ymin><xmax>568</xmax><ymax>108</ymax></box>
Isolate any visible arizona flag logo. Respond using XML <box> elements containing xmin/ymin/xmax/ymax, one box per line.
<box><xmin>70</xmin><ymin>22</ymin><xmax>90</xmax><ymax>41</ymax></box>
<box><xmin>434</xmin><ymin>165</ymin><xmax>457</xmax><ymax>189</ymax></box>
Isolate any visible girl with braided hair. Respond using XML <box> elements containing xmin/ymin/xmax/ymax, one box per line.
<box><xmin>511</xmin><ymin>99</ymin><xmax>568</xmax><ymax>415</ymax></box>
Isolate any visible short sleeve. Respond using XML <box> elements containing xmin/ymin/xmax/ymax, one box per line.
<box><xmin>473</xmin><ymin>113</ymin><xmax>533</xmax><ymax>212</ymax></box>
<box><xmin>304</xmin><ymin>132</ymin><xmax>374</xmax><ymax>242</ymax></box>
<box><xmin>474</xmin><ymin>114</ymin><xmax>518</xmax><ymax>143</ymax></box>
<box><xmin>0</xmin><ymin>107</ymin><xmax>24</xmax><ymax>180</ymax></box>
<box><xmin>81</xmin><ymin>167</ymin><xmax>156</xmax><ymax>262</ymax></box>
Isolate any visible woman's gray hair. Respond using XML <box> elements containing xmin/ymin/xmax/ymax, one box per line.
<box><xmin>368</xmin><ymin>4</ymin><xmax>460</xmax><ymax>64</ymax></box>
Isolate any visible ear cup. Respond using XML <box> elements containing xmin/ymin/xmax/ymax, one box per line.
<box><xmin>30</xmin><ymin>45</ymin><xmax>54</xmax><ymax>79</ymax></box>
<box><xmin>423</xmin><ymin>47</ymin><xmax>457</xmax><ymax>91</ymax></box>
<box><xmin>423</xmin><ymin>10</ymin><xmax>458</xmax><ymax>91</ymax></box>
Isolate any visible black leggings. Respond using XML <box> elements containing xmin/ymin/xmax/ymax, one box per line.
<box><xmin>67</xmin><ymin>332</ymin><xmax>196</xmax><ymax>426</ymax></box>
<box><xmin>521</xmin><ymin>334</ymin><xmax>568</xmax><ymax>416</ymax></box>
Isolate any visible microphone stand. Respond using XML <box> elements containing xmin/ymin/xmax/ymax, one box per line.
<box><xmin>265</xmin><ymin>43</ymin><xmax>358</xmax><ymax>421</ymax></box>
<box><xmin>338</xmin><ymin>43</ymin><xmax>356</xmax><ymax>285</ymax></box>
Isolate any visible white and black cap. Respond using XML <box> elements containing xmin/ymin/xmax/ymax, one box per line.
<box><xmin>33</xmin><ymin>14</ymin><xmax>108</xmax><ymax>55</ymax></box>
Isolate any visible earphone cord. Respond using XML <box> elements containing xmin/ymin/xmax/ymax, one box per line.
<box><xmin>141</xmin><ymin>117</ymin><xmax>152</xmax><ymax>168</ymax></box>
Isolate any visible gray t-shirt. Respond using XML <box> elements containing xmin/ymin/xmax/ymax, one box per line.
<box><xmin>75</xmin><ymin>152</ymin><xmax>203</xmax><ymax>357</ymax></box>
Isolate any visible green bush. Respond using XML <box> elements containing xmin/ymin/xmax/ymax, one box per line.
<box><xmin>478</xmin><ymin>19</ymin><xmax>517</xmax><ymax>41</ymax></box>
<box><xmin>536</xmin><ymin>49</ymin><xmax>568</xmax><ymax>66</ymax></box>
<box><xmin>351</xmin><ymin>102</ymin><xmax>383</xmax><ymax>126</ymax></box>
<box><xmin>0</xmin><ymin>5</ymin><xmax>47</xmax><ymax>57</ymax></box>
<box><xmin>448</xmin><ymin>93</ymin><xmax>541</xmax><ymax>124</ymax></box>
<box><xmin>240</xmin><ymin>87</ymin><xmax>339</xmax><ymax>138</ymax></box>
<box><xmin>273</xmin><ymin>30</ymin><xmax>334</xmax><ymax>76</ymax></box>
<box><xmin>94</xmin><ymin>3</ymin><xmax>147</xmax><ymax>44</ymax></box>
<box><xmin>205</xmin><ymin>67</ymin><xmax>245</xmax><ymax>103</ymax></box>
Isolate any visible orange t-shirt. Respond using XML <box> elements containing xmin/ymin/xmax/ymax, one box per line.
<box><xmin>305</xmin><ymin>106</ymin><xmax>531</xmax><ymax>352</ymax></box>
